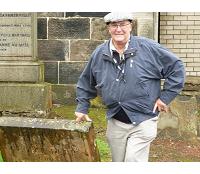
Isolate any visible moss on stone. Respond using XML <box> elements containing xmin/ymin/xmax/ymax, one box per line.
<box><xmin>90</xmin><ymin>96</ymin><xmax>106</xmax><ymax>109</ymax></box>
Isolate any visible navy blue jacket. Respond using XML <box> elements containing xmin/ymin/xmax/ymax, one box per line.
<box><xmin>75</xmin><ymin>35</ymin><xmax>185</xmax><ymax>124</ymax></box>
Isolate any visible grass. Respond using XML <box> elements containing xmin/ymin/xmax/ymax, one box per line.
<box><xmin>96</xmin><ymin>138</ymin><xmax>111</xmax><ymax>162</ymax></box>
<box><xmin>0</xmin><ymin>152</ymin><xmax>3</xmax><ymax>162</ymax></box>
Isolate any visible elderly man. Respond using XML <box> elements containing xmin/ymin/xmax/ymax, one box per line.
<box><xmin>75</xmin><ymin>12</ymin><xmax>185</xmax><ymax>162</ymax></box>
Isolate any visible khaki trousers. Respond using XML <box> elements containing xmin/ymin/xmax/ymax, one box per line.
<box><xmin>106</xmin><ymin>117</ymin><xmax>158</xmax><ymax>162</ymax></box>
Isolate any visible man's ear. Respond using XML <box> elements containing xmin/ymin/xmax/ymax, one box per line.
<box><xmin>129</xmin><ymin>24</ymin><xmax>133</xmax><ymax>32</ymax></box>
<box><xmin>108</xmin><ymin>28</ymin><xmax>112</xmax><ymax>34</ymax></box>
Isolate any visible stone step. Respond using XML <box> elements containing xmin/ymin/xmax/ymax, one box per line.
<box><xmin>0</xmin><ymin>61</ymin><xmax>44</xmax><ymax>83</ymax></box>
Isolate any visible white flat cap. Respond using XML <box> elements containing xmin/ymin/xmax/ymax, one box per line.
<box><xmin>104</xmin><ymin>12</ymin><xmax>134</xmax><ymax>23</ymax></box>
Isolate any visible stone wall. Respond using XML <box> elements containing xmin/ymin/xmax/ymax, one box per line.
<box><xmin>160</xmin><ymin>12</ymin><xmax>200</xmax><ymax>76</ymax></box>
<box><xmin>37</xmin><ymin>12</ymin><xmax>109</xmax><ymax>105</ymax></box>
<box><xmin>37</xmin><ymin>13</ymin><xmax>109</xmax><ymax>78</ymax></box>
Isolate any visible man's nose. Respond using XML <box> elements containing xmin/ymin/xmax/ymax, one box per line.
<box><xmin>116</xmin><ymin>25</ymin><xmax>122</xmax><ymax>31</ymax></box>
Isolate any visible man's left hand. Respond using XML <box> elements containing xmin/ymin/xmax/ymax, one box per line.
<box><xmin>153</xmin><ymin>98</ymin><xmax>168</xmax><ymax>113</ymax></box>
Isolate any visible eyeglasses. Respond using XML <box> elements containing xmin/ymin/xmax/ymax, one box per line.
<box><xmin>109</xmin><ymin>22</ymin><xmax>131</xmax><ymax>30</ymax></box>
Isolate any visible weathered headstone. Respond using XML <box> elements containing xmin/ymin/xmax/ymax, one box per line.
<box><xmin>0</xmin><ymin>12</ymin><xmax>51</xmax><ymax>113</ymax></box>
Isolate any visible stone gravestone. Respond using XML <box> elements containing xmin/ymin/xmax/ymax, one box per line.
<box><xmin>0</xmin><ymin>12</ymin><xmax>50</xmax><ymax>113</ymax></box>
<box><xmin>0</xmin><ymin>12</ymin><xmax>100</xmax><ymax>161</ymax></box>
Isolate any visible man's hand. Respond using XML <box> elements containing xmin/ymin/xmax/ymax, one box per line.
<box><xmin>153</xmin><ymin>98</ymin><xmax>168</xmax><ymax>113</ymax></box>
<box><xmin>75</xmin><ymin>112</ymin><xmax>92</xmax><ymax>123</ymax></box>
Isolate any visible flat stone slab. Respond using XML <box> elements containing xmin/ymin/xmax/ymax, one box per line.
<box><xmin>0</xmin><ymin>116</ymin><xmax>100</xmax><ymax>162</ymax></box>
<box><xmin>0</xmin><ymin>116</ymin><xmax>91</xmax><ymax>132</ymax></box>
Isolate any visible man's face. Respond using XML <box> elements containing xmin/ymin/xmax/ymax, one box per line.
<box><xmin>108</xmin><ymin>20</ymin><xmax>132</xmax><ymax>44</ymax></box>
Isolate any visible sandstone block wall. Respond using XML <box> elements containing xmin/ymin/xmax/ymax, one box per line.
<box><xmin>37</xmin><ymin>12</ymin><xmax>108</xmax><ymax>82</ymax></box>
<box><xmin>37</xmin><ymin>13</ymin><xmax>110</xmax><ymax>104</ymax></box>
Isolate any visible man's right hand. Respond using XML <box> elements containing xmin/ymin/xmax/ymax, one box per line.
<box><xmin>75</xmin><ymin>112</ymin><xmax>92</xmax><ymax>123</ymax></box>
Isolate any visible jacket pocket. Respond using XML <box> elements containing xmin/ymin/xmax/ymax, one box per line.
<box><xmin>99</xmin><ymin>80</ymin><xmax>118</xmax><ymax>106</ymax></box>
<box><xmin>125</xmin><ymin>96</ymin><xmax>153</xmax><ymax>114</ymax></box>
<box><xmin>138</xmin><ymin>81</ymin><xmax>150</xmax><ymax>97</ymax></box>
<box><xmin>124</xmin><ymin>81</ymin><xmax>149</xmax><ymax>100</ymax></box>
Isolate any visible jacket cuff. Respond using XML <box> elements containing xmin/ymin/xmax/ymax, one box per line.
<box><xmin>75</xmin><ymin>103</ymin><xmax>89</xmax><ymax>115</ymax></box>
<box><xmin>160</xmin><ymin>91</ymin><xmax>178</xmax><ymax>105</ymax></box>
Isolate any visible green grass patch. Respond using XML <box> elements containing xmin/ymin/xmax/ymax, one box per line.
<box><xmin>0</xmin><ymin>152</ymin><xmax>3</xmax><ymax>162</ymax></box>
<box><xmin>96</xmin><ymin>138</ymin><xmax>111</xmax><ymax>162</ymax></box>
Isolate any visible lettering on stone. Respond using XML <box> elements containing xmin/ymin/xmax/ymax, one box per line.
<box><xmin>0</xmin><ymin>12</ymin><xmax>32</xmax><ymax>57</ymax></box>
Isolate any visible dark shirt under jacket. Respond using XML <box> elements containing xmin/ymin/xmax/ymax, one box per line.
<box><xmin>112</xmin><ymin>51</ymin><xmax>132</xmax><ymax>124</ymax></box>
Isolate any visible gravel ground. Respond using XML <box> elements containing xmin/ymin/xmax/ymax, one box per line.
<box><xmin>149</xmin><ymin>128</ymin><xmax>200</xmax><ymax>162</ymax></box>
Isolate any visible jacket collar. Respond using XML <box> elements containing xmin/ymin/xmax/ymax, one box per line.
<box><xmin>102</xmin><ymin>35</ymin><xmax>137</xmax><ymax>62</ymax></box>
